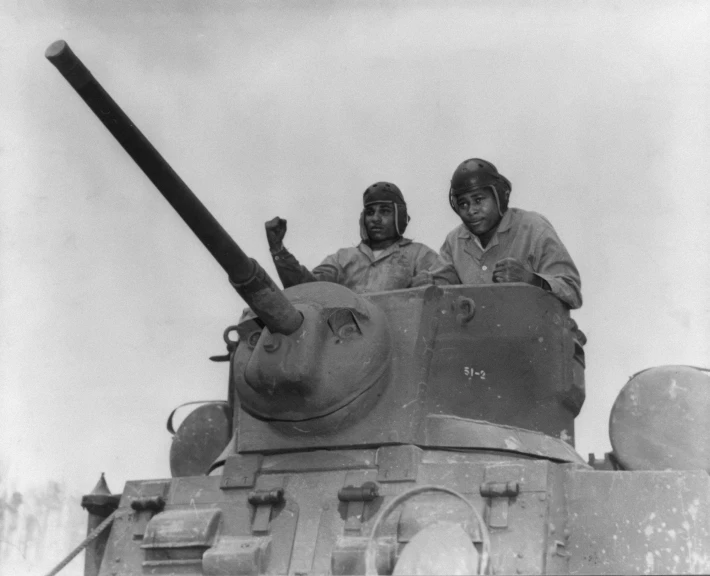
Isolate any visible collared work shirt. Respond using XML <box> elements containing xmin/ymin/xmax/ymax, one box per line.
<box><xmin>428</xmin><ymin>208</ymin><xmax>582</xmax><ymax>309</ymax></box>
<box><xmin>271</xmin><ymin>237</ymin><xmax>438</xmax><ymax>294</ymax></box>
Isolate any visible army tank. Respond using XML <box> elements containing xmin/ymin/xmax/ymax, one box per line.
<box><xmin>45</xmin><ymin>40</ymin><xmax>710</xmax><ymax>576</ymax></box>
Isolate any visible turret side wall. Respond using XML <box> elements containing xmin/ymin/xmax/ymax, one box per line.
<box><xmin>421</xmin><ymin>284</ymin><xmax>580</xmax><ymax>443</ymax></box>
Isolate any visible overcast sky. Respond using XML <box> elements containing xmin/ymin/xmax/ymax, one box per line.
<box><xmin>2</xmin><ymin>0</ymin><xmax>709</xmax><ymax>508</ymax></box>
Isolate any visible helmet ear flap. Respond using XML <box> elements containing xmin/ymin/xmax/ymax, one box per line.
<box><xmin>497</xmin><ymin>183</ymin><xmax>511</xmax><ymax>214</ymax></box>
<box><xmin>394</xmin><ymin>203</ymin><xmax>409</xmax><ymax>236</ymax></box>
<box><xmin>359</xmin><ymin>210</ymin><xmax>369</xmax><ymax>242</ymax></box>
<box><xmin>449</xmin><ymin>186</ymin><xmax>457</xmax><ymax>212</ymax></box>
<box><xmin>491</xmin><ymin>187</ymin><xmax>503</xmax><ymax>217</ymax></box>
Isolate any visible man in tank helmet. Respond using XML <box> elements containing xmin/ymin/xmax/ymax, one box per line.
<box><xmin>418</xmin><ymin>158</ymin><xmax>582</xmax><ymax>309</ymax></box>
<box><xmin>265</xmin><ymin>182</ymin><xmax>438</xmax><ymax>294</ymax></box>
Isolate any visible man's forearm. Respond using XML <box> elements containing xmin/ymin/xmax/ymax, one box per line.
<box><xmin>270</xmin><ymin>246</ymin><xmax>317</xmax><ymax>288</ymax></box>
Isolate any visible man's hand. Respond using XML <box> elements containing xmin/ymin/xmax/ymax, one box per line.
<box><xmin>492</xmin><ymin>257</ymin><xmax>536</xmax><ymax>285</ymax></box>
<box><xmin>265</xmin><ymin>217</ymin><xmax>287</xmax><ymax>252</ymax></box>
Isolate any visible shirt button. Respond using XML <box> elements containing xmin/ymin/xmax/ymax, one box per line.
<box><xmin>482</xmin><ymin>265</ymin><xmax>488</xmax><ymax>271</ymax></box>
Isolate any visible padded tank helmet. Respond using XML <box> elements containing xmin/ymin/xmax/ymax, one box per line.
<box><xmin>359</xmin><ymin>182</ymin><xmax>410</xmax><ymax>242</ymax></box>
<box><xmin>449</xmin><ymin>158</ymin><xmax>512</xmax><ymax>216</ymax></box>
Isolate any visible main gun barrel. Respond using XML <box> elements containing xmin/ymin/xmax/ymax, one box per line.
<box><xmin>45</xmin><ymin>40</ymin><xmax>302</xmax><ymax>335</ymax></box>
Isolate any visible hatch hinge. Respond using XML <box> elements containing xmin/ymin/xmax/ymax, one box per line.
<box><xmin>479</xmin><ymin>481</ymin><xmax>519</xmax><ymax>529</ymax></box>
<box><xmin>339</xmin><ymin>471</ymin><xmax>379</xmax><ymax>535</ymax></box>
<box><xmin>249</xmin><ymin>477</ymin><xmax>285</xmax><ymax>535</ymax></box>
<box><xmin>130</xmin><ymin>494</ymin><xmax>166</xmax><ymax>540</ymax></box>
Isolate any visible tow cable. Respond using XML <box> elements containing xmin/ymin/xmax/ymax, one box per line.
<box><xmin>44</xmin><ymin>508</ymin><xmax>128</xmax><ymax>576</ymax></box>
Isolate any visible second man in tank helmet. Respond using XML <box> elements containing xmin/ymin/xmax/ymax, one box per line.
<box><xmin>416</xmin><ymin>158</ymin><xmax>582</xmax><ymax>309</ymax></box>
<box><xmin>265</xmin><ymin>182</ymin><xmax>438</xmax><ymax>294</ymax></box>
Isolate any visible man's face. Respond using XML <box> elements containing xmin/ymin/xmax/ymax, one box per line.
<box><xmin>455</xmin><ymin>187</ymin><xmax>502</xmax><ymax>238</ymax></box>
<box><xmin>364</xmin><ymin>202</ymin><xmax>397</xmax><ymax>243</ymax></box>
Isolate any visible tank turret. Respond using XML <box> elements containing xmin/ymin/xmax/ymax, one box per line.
<box><xmin>46</xmin><ymin>41</ymin><xmax>710</xmax><ymax>576</ymax></box>
<box><xmin>47</xmin><ymin>39</ymin><xmax>583</xmax><ymax>454</ymax></box>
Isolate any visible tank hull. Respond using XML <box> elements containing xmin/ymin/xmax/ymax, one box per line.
<box><xmin>94</xmin><ymin>445</ymin><xmax>710</xmax><ymax>575</ymax></box>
